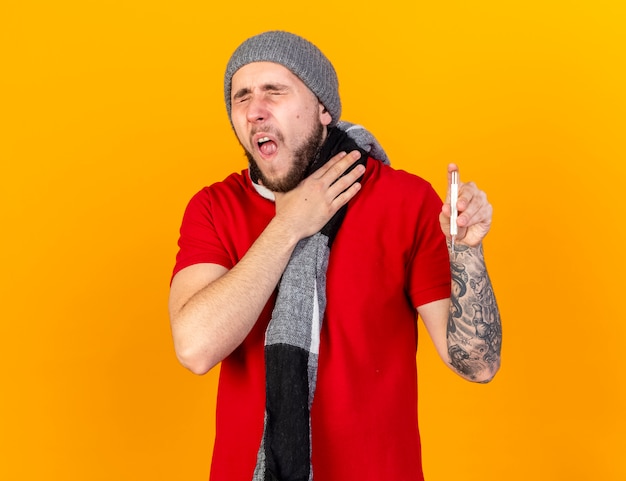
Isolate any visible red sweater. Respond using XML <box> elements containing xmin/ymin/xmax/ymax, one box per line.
<box><xmin>173</xmin><ymin>158</ymin><xmax>451</xmax><ymax>481</ymax></box>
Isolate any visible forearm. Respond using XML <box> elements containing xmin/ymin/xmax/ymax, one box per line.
<box><xmin>447</xmin><ymin>243</ymin><xmax>502</xmax><ymax>382</ymax></box>
<box><xmin>170</xmin><ymin>216</ymin><xmax>301</xmax><ymax>374</ymax></box>
<box><xmin>170</xmin><ymin>151</ymin><xmax>366</xmax><ymax>374</ymax></box>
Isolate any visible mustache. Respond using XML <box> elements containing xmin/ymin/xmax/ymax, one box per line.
<box><xmin>250</xmin><ymin>125</ymin><xmax>284</xmax><ymax>143</ymax></box>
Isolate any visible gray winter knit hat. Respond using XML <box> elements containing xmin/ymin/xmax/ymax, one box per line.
<box><xmin>224</xmin><ymin>31</ymin><xmax>341</xmax><ymax>126</ymax></box>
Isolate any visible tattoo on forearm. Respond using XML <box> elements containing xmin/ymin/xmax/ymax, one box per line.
<box><xmin>447</xmin><ymin>243</ymin><xmax>502</xmax><ymax>381</ymax></box>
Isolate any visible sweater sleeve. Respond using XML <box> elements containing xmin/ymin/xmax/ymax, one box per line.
<box><xmin>406</xmin><ymin>181</ymin><xmax>451</xmax><ymax>308</ymax></box>
<box><xmin>171</xmin><ymin>187</ymin><xmax>234</xmax><ymax>281</ymax></box>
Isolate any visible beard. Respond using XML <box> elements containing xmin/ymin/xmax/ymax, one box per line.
<box><xmin>246</xmin><ymin>120</ymin><xmax>325</xmax><ymax>193</ymax></box>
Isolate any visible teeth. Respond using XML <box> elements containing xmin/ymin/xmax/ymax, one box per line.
<box><xmin>258</xmin><ymin>136</ymin><xmax>270</xmax><ymax>144</ymax></box>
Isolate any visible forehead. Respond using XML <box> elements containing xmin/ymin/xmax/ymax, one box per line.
<box><xmin>231</xmin><ymin>61</ymin><xmax>308</xmax><ymax>92</ymax></box>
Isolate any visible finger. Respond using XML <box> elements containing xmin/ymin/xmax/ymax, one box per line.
<box><xmin>439</xmin><ymin>210</ymin><xmax>452</xmax><ymax>239</ymax></box>
<box><xmin>445</xmin><ymin>162</ymin><xmax>460</xmax><ymax>203</ymax></box>
<box><xmin>318</xmin><ymin>150</ymin><xmax>362</xmax><ymax>182</ymax></box>
<box><xmin>456</xmin><ymin>182</ymin><xmax>478</xmax><ymax>223</ymax></box>
<box><xmin>456</xmin><ymin>181</ymin><xmax>475</xmax><ymax>212</ymax></box>
<box><xmin>327</xmin><ymin>161</ymin><xmax>366</xmax><ymax>200</ymax></box>
<box><xmin>330</xmin><ymin>179</ymin><xmax>362</xmax><ymax>209</ymax></box>
<box><xmin>460</xmin><ymin>203</ymin><xmax>492</xmax><ymax>231</ymax></box>
<box><xmin>457</xmin><ymin>184</ymin><xmax>490</xmax><ymax>227</ymax></box>
<box><xmin>447</xmin><ymin>162</ymin><xmax>459</xmax><ymax>179</ymax></box>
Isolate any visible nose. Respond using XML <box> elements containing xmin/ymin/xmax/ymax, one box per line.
<box><xmin>245</xmin><ymin>95</ymin><xmax>270</xmax><ymax>123</ymax></box>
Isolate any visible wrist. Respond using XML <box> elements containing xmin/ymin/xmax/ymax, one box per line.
<box><xmin>267</xmin><ymin>215</ymin><xmax>304</xmax><ymax>251</ymax></box>
<box><xmin>447</xmin><ymin>240</ymin><xmax>484</xmax><ymax>259</ymax></box>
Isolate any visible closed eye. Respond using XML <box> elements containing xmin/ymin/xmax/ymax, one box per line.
<box><xmin>232</xmin><ymin>83</ymin><xmax>290</xmax><ymax>105</ymax></box>
<box><xmin>232</xmin><ymin>88</ymin><xmax>251</xmax><ymax>103</ymax></box>
<box><xmin>262</xmin><ymin>83</ymin><xmax>289</xmax><ymax>95</ymax></box>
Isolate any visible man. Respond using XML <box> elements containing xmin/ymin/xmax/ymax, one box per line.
<box><xmin>169</xmin><ymin>30</ymin><xmax>501</xmax><ymax>481</ymax></box>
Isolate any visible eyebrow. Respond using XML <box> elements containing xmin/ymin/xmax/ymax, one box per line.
<box><xmin>232</xmin><ymin>83</ymin><xmax>290</xmax><ymax>100</ymax></box>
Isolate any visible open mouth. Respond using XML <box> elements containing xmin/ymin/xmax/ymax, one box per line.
<box><xmin>257</xmin><ymin>136</ymin><xmax>277</xmax><ymax>157</ymax></box>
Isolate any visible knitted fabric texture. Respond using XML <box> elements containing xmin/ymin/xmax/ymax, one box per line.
<box><xmin>251</xmin><ymin>125</ymin><xmax>388</xmax><ymax>481</ymax></box>
<box><xmin>224</xmin><ymin>31</ymin><xmax>341</xmax><ymax>126</ymax></box>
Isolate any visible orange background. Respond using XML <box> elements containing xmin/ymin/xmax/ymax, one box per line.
<box><xmin>1</xmin><ymin>1</ymin><xmax>624</xmax><ymax>480</ymax></box>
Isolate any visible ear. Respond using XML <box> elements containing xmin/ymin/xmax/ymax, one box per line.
<box><xmin>319</xmin><ymin>103</ymin><xmax>332</xmax><ymax>126</ymax></box>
